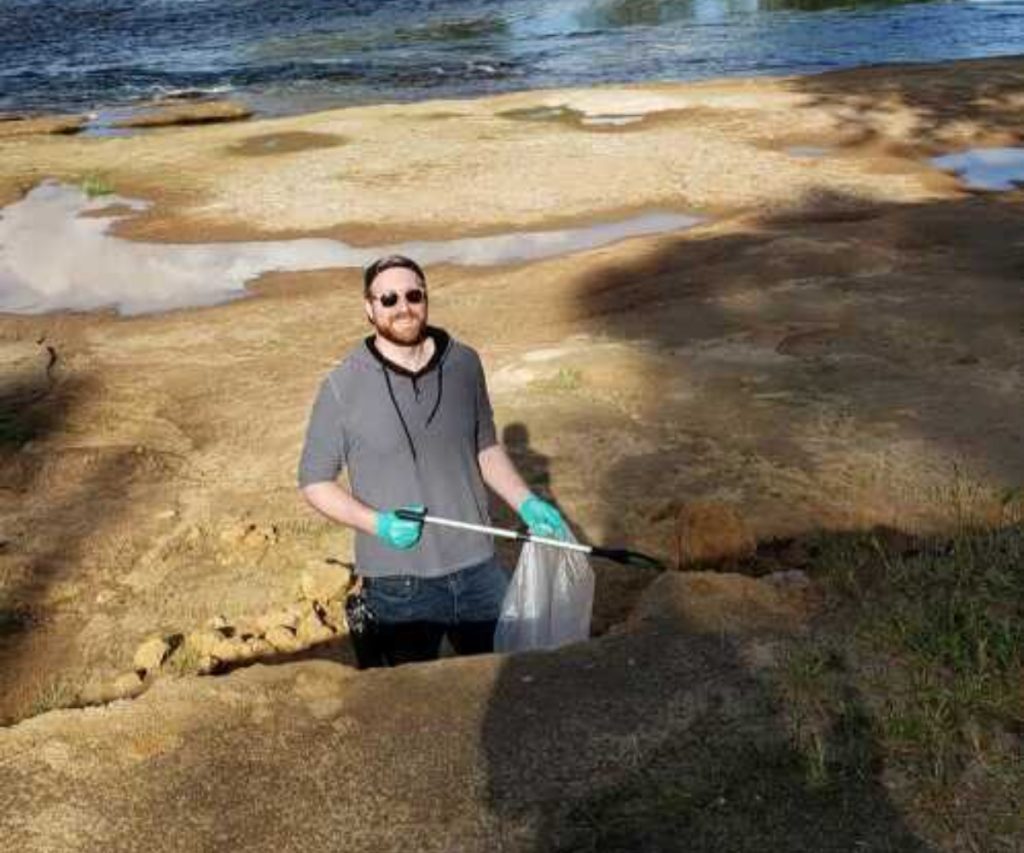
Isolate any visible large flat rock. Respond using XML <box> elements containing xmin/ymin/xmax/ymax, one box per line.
<box><xmin>0</xmin><ymin>619</ymin><xmax>927</xmax><ymax>852</ymax></box>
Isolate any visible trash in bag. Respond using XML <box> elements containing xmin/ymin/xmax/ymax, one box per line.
<box><xmin>494</xmin><ymin>531</ymin><xmax>595</xmax><ymax>653</ymax></box>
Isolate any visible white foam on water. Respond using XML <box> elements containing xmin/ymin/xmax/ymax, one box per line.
<box><xmin>0</xmin><ymin>181</ymin><xmax>703</xmax><ymax>316</ymax></box>
<box><xmin>931</xmin><ymin>147</ymin><xmax>1024</xmax><ymax>191</ymax></box>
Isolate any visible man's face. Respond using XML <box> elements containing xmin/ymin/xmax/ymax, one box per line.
<box><xmin>364</xmin><ymin>266</ymin><xmax>428</xmax><ymax>346</ymax></box>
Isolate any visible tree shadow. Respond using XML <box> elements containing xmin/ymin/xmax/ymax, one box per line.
<box><xmin>481</xmin><ymin>177</ymin><xmax>1023</xmax><ymax>845</ymax></box>
<box><xmin>789</xmin><ymin>57</ymin><xmax>1024</xmax><ymax>151</ymax></box>
<box><xmin>569</xmin><ymin>190</ymin><xmax>1024</xmax><ymax>564</ymax></box>
<box><xmin>0</xmin><ymin>340</ymin><xmax>184</xmax><ymax>723</ymax></box>
<box><xmin>492</xmin><ymin>421</ymin><xmax>652</xmax><ymax>633</ymax></box>
<box><xmin>480</xmin><ymin>618</ymin><xmax>934</xmax><ymax>852</ymax></box>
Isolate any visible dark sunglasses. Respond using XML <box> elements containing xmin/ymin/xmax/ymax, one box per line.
<box><xmin>371</xmin><ymin>287</ymin><xmax>426</xmax><ymax>308</ymax></box>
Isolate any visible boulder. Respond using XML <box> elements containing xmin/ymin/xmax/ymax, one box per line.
<box><xmin>628</xmin><ymin>571</ymin><xmax>813</xmax><ymax>636</ymax></box>
<box><xmin>674</xmin><ymin>501</ymin><xmax>756</xmax><ymax>566</ymax></box>
<box><xmin>0</xmin><ymin>114</ymin><xmax>85</xmax><ymax>138</ymax></box>
<box><xmin>111</xmin><ymin>100</ymin><xmax>252</xmax><ymax>129</ymax></box>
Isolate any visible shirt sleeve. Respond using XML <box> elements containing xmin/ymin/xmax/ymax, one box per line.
<box><xmin>297</xmin><ymin>376</ymin><xmax>349</xmax><ymax>488</ymax></box>
<box><xmin>474</xmin><ymin>354</ymin><xmax>498</xmax><ymax>452</ymax></box>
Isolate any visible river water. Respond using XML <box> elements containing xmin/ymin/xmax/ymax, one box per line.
<box><xmin>2</xmin><ymin>0</ymin><xmax>1023</xmax><ymax>116</ymax></box>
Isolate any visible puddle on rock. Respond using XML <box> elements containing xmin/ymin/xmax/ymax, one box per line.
<box><xmin>931</xmin><ymin>147</ymin><xmax>1024</xmax><ymax>191</ymax></box>
<box><xmin>579</xmin><ymin>114</ymin><xmax>646</xmax><ymax>127</ymax></box>
<box><xmin>499</xmin><ymin>104</ymin><xmax>652</xmax><ymax>130</ymax></box>
<box><xmin>499</xmin><ymin>105</ymin><xmax>580</xmax><ymax>123</ymax></box>
<box><xmin>0</xmin><ymin>181</ymin><xmax>703</xmax><ymax>315</ymax></box>
<box><xmin>80</xmin><ymin>107</ymin><xmax>140</xmax><ymax>138</ymax></box>
<box><xmin>228</xmin><ymin>131</ymin><xmax>347</xmax><ymax>156</ymax></box>
<box><xmin>786</xmin><ymin>146</ymin><xmax>831</xmax><ymax>159</ymax></box>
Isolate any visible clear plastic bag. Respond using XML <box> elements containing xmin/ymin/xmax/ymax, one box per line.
<box><xmin>494</xmin><ymin>533</ymin><xmax>595</xmax><ymax>653</ymax></box>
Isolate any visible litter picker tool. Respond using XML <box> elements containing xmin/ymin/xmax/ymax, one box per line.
<box><xmin>396</xmin><ymin>508</ymin><xmax>664</xmax><ymax>570</ymax></box>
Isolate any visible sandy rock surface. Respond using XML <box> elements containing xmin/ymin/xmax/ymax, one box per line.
<box><xmin>111</xmin><ymin>100</ymin><xmax>253</xmax><ymax>129</ymax></box>
<box><xmin>0</xmin><ymin>55</ymin><xmax>1022</xmax><ymax>847</ymax></box>
<box><xmin>0</xmin><ymin>114</ymin><xmax>85</xmax><ymax>138</ymax></box>
<box><xmin>0</xmin><ymin>578</ymin><xmax>845</xmax><ymax>853</ymax></box>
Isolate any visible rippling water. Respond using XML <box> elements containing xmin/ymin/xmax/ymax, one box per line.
<box><xmin>1</xmin><ymin>0</ymin><xmax>1023</xmax><ymax>115</ymax></box>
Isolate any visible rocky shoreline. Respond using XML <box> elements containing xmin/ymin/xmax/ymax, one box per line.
<box><xmin>1</xmin><ymin>55</ymin><xmax>1023</xmax><ymax>850</ymax></box>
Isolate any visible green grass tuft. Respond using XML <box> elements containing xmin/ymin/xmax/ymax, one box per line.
<box><xmin>80</xmin><ymin>173</ymin><xmax>114</xmax><ymax>198</ymax></box>
<box><xmin>530</xmin><ymin>367</ymin><xmax>584</xmax><ymax>394</ymax></box>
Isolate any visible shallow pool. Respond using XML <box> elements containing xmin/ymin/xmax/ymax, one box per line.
<box><xmin>931</xmin><ymin>148</ymin><xmax>1024</xmax><ymax>191</ymax></box>
<box><xmin>0</xmin><ymin>182</ymin><xmax>702</xmax><ymax>315</ymax></box>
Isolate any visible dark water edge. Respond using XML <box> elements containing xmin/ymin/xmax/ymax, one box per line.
<box><xmin>2</xmin><ymin>0</ymin><xmax>1024</xmax><ymax>118</ymax></box>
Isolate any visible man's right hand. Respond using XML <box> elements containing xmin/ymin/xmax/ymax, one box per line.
<box><xmin>375</xmin><ymin>504</ymin><xmax>425</xmax><ymax>550</ymax></box>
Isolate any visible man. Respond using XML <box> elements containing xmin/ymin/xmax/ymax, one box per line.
<box><xmin>299</xmin><ymin>254</ymin><xmax>566</xmax><ymax>667</ymax></box>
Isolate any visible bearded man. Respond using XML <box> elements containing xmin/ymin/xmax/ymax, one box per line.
<box><xmin>299</xmin><ymin>255</ymin><xmax>565</xmax><ymax>666</ymax></box>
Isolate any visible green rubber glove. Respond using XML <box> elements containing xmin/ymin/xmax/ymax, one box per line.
<box><xmin>517</xmin><ymin>494</ymin><xmax>567</xmax><ymax>539</ymax></box>
<box><xmin>376</xmin><ymin>504</ymin><xmax>425</xmax><ymax>550</ymax></box>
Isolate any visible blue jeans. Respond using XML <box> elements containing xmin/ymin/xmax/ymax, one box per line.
<box><xmin>358</xmin><ymin>556</ymin><xmax>509</xmax><ymax>667</ymax></box>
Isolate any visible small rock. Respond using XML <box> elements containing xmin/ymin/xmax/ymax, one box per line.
<box><xmin>318</xmin><ymin>599</ymin><xmax>346</xmax><ymax>633</ymax></box>
<box><xmin>300</xmin><ymin>563</ymin><xmax>352</xmax><ymax>603</ymax></box>
<box><xmin>764</xmin><ymin>569</ymin><xmax>811</xmax><ymax>588</ymax></box>
<box><xmin>111</xmin><ymin>672</ymin><xmax>144</xmax><ymax>699</ymax></box>
<box><xmin>256</xmin><ymin>607</ymin><xmax>301</xmax><ymax>633</ymax></box>
<box><xmin>133</xmin><ymin>637</ymin><xmax>170</xmax><ymax>673</ymax></box>
<box><xmin>245</xmin><ymin>638</ymin><xmax>275</xmax><ymax>657</ymax></box>
<box><xmin>210</xmin><ymin>638</ymin><xmax>249</xmax><ymax>664</ymax></box>
<box><xmin>184</xmin><ymin>630</ymin><xmax>223</xmax><ymax>658</ymax></box>
<box><xmin>265</xmin><ymin>625</ymin><xmax>301</xmax><ymax>654</ymax></box>
<box><xmin>195</xmin><ymin>655</ymin><xmax>217</xmax><ymax>675</ymax></box>
<box><xmin>296</xmin><ymin>612</ymin><xmax>334</xmax><ymax>647</ymax></box>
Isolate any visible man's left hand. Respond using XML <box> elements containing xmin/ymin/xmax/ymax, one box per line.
<box><xmin>517</xmin><ymin>494</ymin><xmax>567</xmax><ymax>539</ymax></box>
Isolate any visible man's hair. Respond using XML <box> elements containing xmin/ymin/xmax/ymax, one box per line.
<box><xmin>363</xmin><ymin>255</ymin><xmax>426</xmax><ymax>296</ymax></box>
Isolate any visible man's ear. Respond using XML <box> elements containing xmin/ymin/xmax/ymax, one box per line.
<box><xmin>364</xmin><ymin>299</ymin><xmax>375</xmax><ymax>325</ymax></box>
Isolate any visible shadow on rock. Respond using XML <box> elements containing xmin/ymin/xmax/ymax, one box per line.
<box><xmin>479</xmin><ymin>571</ymin><xmax>934</xmax><ymax>852</ymax></box>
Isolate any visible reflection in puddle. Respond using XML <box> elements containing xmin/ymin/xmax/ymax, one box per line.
<box><xmin>931</xmin><ymin>148</ymin><xmax>1024</xmax><ymax>191</ymax></box>
<box><xmin>579</xmin><ymin>114</ymin><xmax>646</xmax><ymax>127</ymax></box>
<box><xmin>786</xmin><ymin>146</ymin><xmax>831</xmax><ymax>158</ymax></box>
<box><xmin>0</xmin><ymin>182</ymin><xmax>703</xmax><ymax>315</ymax></box>
<box><xmin>81</xmin><ymin>107</ymin><xmax>139</xmax><ymax>138</ymax></box>
<box><xmin>499</xmin><ymin>105</ymin><xmax>580</xmax><ymax>123</ymax></box>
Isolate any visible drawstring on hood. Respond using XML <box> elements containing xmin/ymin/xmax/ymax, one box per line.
<box><xmin>365</xmin><ymin>327</ymin><xmax>450</xmax><ymax>464</ymax></box>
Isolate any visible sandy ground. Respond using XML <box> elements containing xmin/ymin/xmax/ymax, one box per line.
<box><xmin>1</xmin><ymin>56</ymin><xmax>1023</xmax><ymax>723</ymax></box>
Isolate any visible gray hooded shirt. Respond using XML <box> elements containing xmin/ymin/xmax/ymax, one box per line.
<box><xmin>298</xmin><ymin>327</ymin><xmax>498</xmax><ymax>577</ymax></box>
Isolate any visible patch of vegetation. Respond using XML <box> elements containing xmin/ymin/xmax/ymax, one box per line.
<box><xmin>80</xmin><ymin>173</ymin><xmax>113</xmax><ymax>198</ymax></box>
<box><xmin>165</xmin><ymin>641</ymin><xmax>203</xmax><ymax>677</ymax></box>
<box><xmin>530</xmin><ymin>367</ymin><xmax>584</xmax><ymax>394</ymax></box>
<box><xmin>561</xmin><ymin>490</ymin><xmax>1024</xmax><ymax>850</ymax></box>
<box><xmin>781</xmin><ymin>513</ymin><xmax>1024</xmax><ymax>848</ymax></box>
<box><xmin>28</xmin><ymin>677</ymin><xmax>80</xmax><ymax>717</ymax></box>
